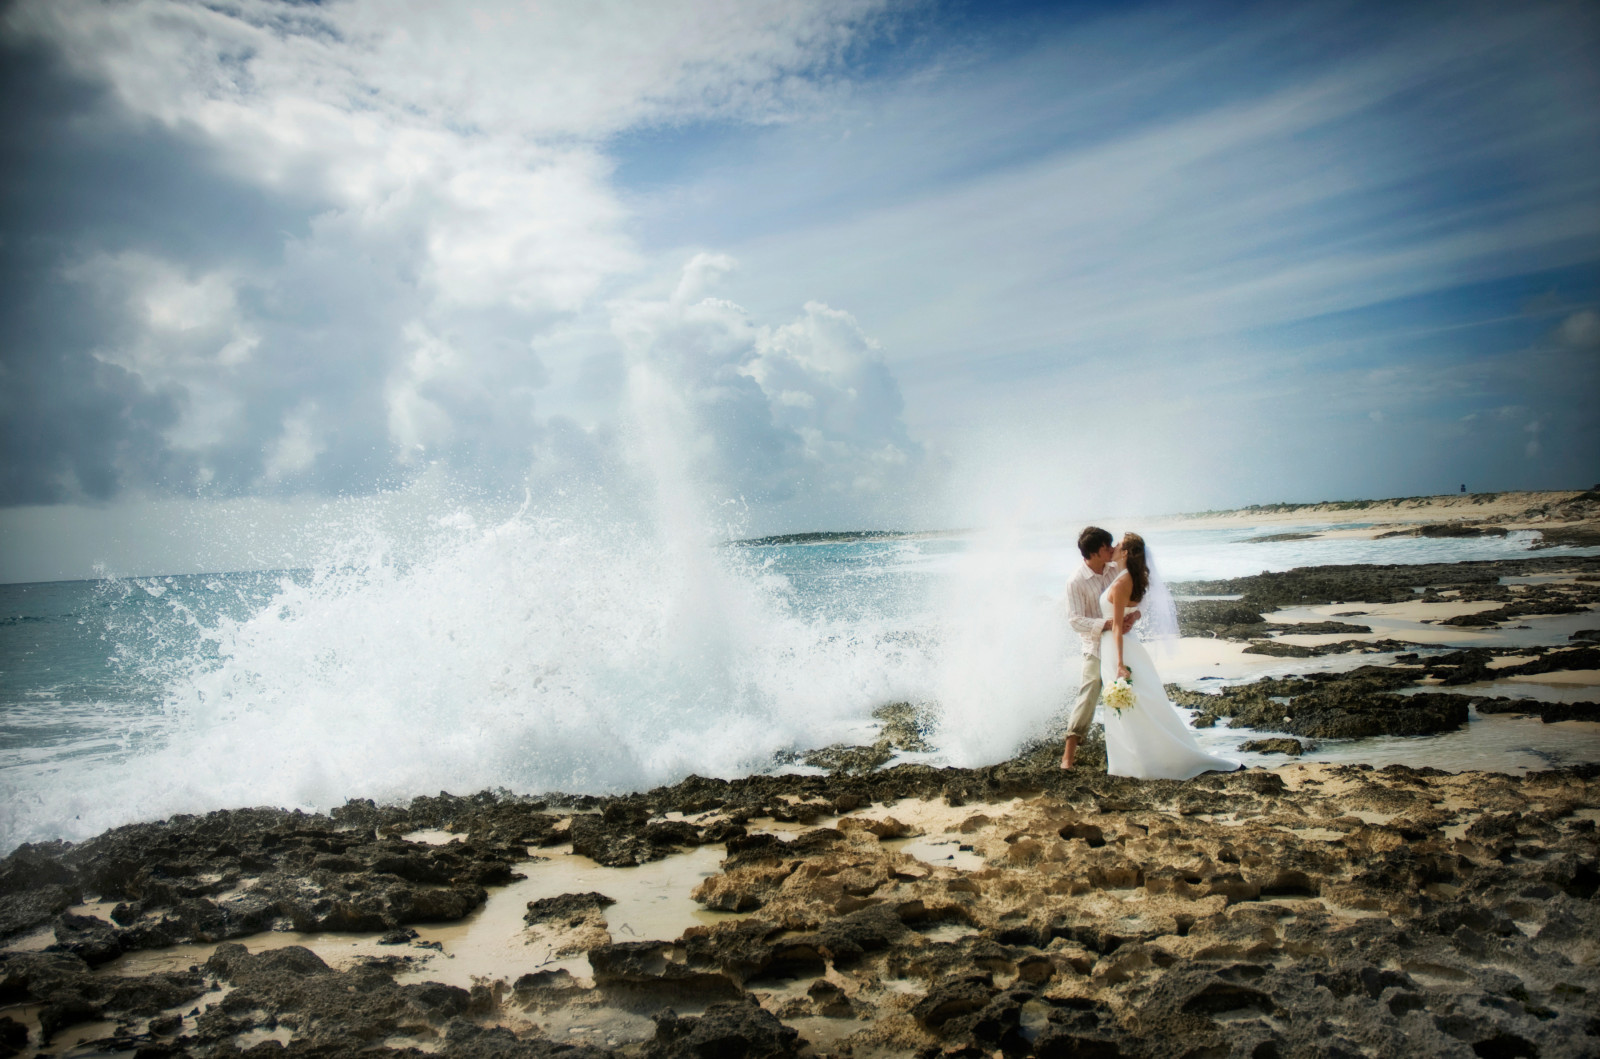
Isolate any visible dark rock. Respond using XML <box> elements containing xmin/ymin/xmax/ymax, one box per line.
<box><xmin>968</xmin><ymin>988</ymin><xmax>1036</xmax><ymax>1052</ymax></box>
<box><xmin>1238</xmin><ymin>738</ymin><xmax>1304</xmax><ymax>756</ymax></box>
<box><xmin>1176</xmin><ymin>600</ymin><xmax>1268</xmax><ymax>640</ymax></box>
<box><xmin>38</xmin><ymin>997</ymin><xmax>99</xmax><ymax>1043</ymax></box>
<box><xmin>1238</xmin><ymin>533</ymin><xmax>1320</xmax><ymax>543</ymax></box>
<box><xmin>1442</xmin><ymin>611</ymin><xmax>1503</xmax><ymax>627</ymax></box>
<box><xmin>1172</xmin><ymin>556</ymin><xmax>1600</xmax><ymax>610</ymax></box>
<box><xmin>647</xmin><ymin>996</ymin><xmax>801</xmax><ymax>1059</ymax></box>
<box><xmin>0</xmin><ymin>841</ymin><xmax>76</xmax><ymax>893</ymax></box>
<box><xmin>207</xmin><ymin>941</ymin><xmax>331</xmax><ymax>980</ymax></box>
<box><xmin>1469</xmin><ymin>696</ymin><xmax>1600</xmax><ymax>724</ymax></box>
<box><xmin>512</xmin><ymin>968</ymin><xmax>585</xmax><ymax>998</ymax></box>
<box><xmin>1502</xmin><ymin>645</ymin><xmax>1600</xmax><ymax>677</ymax></box>
<box><xmin>1275</xmin><ymin>620</ymin><xmax>1373</xmax><ymax>634</ymax></box>
<box><xmin>146</xmin><ymin>1012</ymin><xmax>182</xmax><ymax>1036</ymax></box>
<box><xmin>1536</xmin><ymin>701</ymin><xmax>1600</xmax><ymax>723</ymax></box>
<box><xmin>806</xmin><ymin>979</ymin><xmax>856</xmax><ymax>1017</ymax></box>
<box><xmin>589</xmin><ymin>941</ymin><xmax>743</xmax><ymax>999</ymax></box>
<box><xmin>50</xmin><ymin>912</ymin><xmax>122</xmax><ymax>966</ymax></box>
<box><xmin>569</xmin><ymin>814</ymin><xmax>658</xmax><ymax>867</ymax></box>
<box><xmin>817</xmin><ymin>904</ymin><xmax>908</xmax><ymax>965</ymax></box>
<box><xmin>0</xmin><ymin>883</ymin><xmax>80</xmax><ymax>940</ymax></box>
<box><xmin>1243</xmin><ymin>637</ymin><xmax>1421</xmax><ymax>658</ymax></box>
<box><xmin>912</xmin><ymin>975</ymin><xmax>996</xmax><ymax>1030</ymax></box>
<box><xmin>400</xmin><ymin>980</ymin><xmax>470</xmax><ymax>1019</ymax></box>
<box><xmin>1173</xmin><ymin>669</ymin><xmax>1468</xmax><ymax>739</ymax></box>
<box><xmin>802</xmin><ymin>743</ymin><xmax>893</xmax><ymax>774</ymax></box>
<box><xmin>1031</xmin><ymin>999</ymin><xmax>1126</xmax><ymax>1059</ymax></box>
<box><xmin>1388</xmin><ymin>523</ymin><xmax>1509</xmax><ymax>539</ymax></box>
<box><xmin>524</xmin><ymin>891</ymin><xmax>614</xmax><ymax>926</ymax></box>
<box><xmin>1534</xmin><ymin>526</ymin><xmax>1600</xmax><ymax>548</ymax></box>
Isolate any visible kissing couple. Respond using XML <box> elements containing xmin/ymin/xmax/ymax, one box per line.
<box><xmin>1059</xmin><ymin>526</ymin><xmax>1239</xmax><ymax>779</ymax></box>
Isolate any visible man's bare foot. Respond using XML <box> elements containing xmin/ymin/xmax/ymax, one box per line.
<box><xmin>1060</xmin><ymin>734</ymin><xmax>1080</xmax><ymax>770</ymax></box>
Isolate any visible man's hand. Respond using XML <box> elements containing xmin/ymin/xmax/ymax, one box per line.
<box><xmin>1120</xmin><ymin>610</ymin><xmax>1139</xmax><ymax>634</ymax></box>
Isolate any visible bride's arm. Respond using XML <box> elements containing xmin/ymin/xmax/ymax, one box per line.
<box><xmin>1109</xmin><ymin>574</ymin><xmax>1133</xmax><ymax>679</ymax></box>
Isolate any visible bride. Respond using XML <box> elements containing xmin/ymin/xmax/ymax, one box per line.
<box><xmin>1100</xmin><ymin>533</ymin><xmax>1239</xmax><ymax>780</ymax></box>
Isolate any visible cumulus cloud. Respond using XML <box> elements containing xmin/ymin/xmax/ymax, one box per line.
<box><xmin>609</xmin><ymin>256</ymin><xmax>929</xmax><ymax>529</ymax></box>
<box><xmin>0</xmin><ymin>0</ymin><xmax>898</xmax><ymax>508</ymax></box>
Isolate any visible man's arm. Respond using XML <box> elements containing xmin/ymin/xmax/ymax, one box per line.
<box><xmin>1066</xmin><ymin>575</ymin><xmax>1111</xmax><ymax>638</ymax></box>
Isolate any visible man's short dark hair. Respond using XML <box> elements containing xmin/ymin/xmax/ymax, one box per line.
<box><xmin>1078</xmin><ymin>526</ymin><xmax>1113</xmax><ymax>558</ymax></box>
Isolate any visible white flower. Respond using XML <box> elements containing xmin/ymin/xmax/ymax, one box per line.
<box><xmin>1104</xmin><ymin>676</ymin><xmax>1136</xmax><ymax>714</ymax></box>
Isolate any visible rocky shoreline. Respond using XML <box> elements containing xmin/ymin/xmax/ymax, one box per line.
<box><xmin>2</xmin><ymin>754</ymin><xmax>1598</xmax><ymax>1058</ymax></box>
<box><xmin>2</xmin><ymin>555</ymin><xmax>1599</xmax><ymax>1058</ymax></box>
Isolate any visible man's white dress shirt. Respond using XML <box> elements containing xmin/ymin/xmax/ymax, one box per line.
<box><xmin>1067</xmin><ymin>560</ymin><xmax>1120</xmax><ymax>657</ymax></box>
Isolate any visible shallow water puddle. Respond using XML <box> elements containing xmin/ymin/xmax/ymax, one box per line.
<box><xmin>912</xmin><ymin>921</ymin><xmax>981</xmax><ymax>943</ymax></box>
<box><xmin>1221</xmin><ymin>706</ymin><xmax>1600</xmax><ymax>774</ymax></box>
<box><xmin>1245</xmin><ymin>601</ymin><xmax>1599</xmax><ymax>653</ymax></box>
<box><xmin>1396</xmin><ymin>679</ymin><xmax>1598</xmax><ymax>704</ymax></box>
<box><xmin>409</xmin><ymin>842</ymin><xmax>738</xmax><ymax>988</ymax></box>
<box><xmin>95</xmin><ymin>843</ymin><xmax>739</xmax><ymax>992</ymax></box>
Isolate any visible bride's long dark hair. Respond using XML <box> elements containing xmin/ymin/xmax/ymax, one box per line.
<box><xmin>1120</xmin><ymin>533</ymin><xmax>1150</xmax><ymax>603</ymax></box>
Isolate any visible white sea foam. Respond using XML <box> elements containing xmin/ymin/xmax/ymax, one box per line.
<box><xmin>0</xmin><ymin>518</ymin><xmax>891</xmax><ymax>848</ymax></box>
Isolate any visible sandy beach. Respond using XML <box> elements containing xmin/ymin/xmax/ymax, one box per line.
<box><xmin>1151</xmin><ymin>488</ymin><xmax>1600</xmax><ymax>545</ymax></box>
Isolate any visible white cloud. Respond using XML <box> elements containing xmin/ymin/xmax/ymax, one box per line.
<box><xmin>607</xmin><ymin>258</ymin><xmax>928</xmax><ymax>527</ymax></box>
<box><xmin>384</xmin><ymin>323</ymin><xmax>461</xmax><ymax>462</ymax></box>
<box><xmin>63</xmin><ymin>251</ymin><xmax>257</xmax><ymax>454</ymax></box>
<box><xmin>1</xmin><ymin>0</ymin><xmax>905</xmax><ymax>510</ymax></box>
<box><xmin>5</xmin><ymin>0</ymin><xmax>890</xmax><ymax>318</ymax></box>
<box><xmin>261</xmin><ymin>402</ymin><xmax>325</xmax><ymax>481</ymax></box>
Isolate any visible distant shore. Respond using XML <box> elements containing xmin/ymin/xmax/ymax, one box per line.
<box><xmin>1153</xmin><ymin>487</ymin><xmax>1600</xmax><ymax>546</ymax></box>
<box><xmin>728</xmin><ymin>489</ymin><xmax>1600</xmax><ymax>550</ymax></box>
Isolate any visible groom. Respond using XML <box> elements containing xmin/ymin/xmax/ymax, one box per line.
<box><xmin>1061</xmin><ymin>526</ymin><xmax>1138</xmax><ymax>769</ymax></box>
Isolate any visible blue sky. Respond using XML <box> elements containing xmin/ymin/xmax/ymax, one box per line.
<box><xmin>0</xmin><ymin>0</ymin><xmax>1596</xmax><ymax>580</ymax></box>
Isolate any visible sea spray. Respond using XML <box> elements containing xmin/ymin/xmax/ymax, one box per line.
<box><xmin>926</xmin><ymin>524</ymin><xmax>1076</xmax><ymax>766</ymax></box>
<box><xmin>0</xmin><ymin>506</ymin><xmax>942</xmax><ymax>851</ymax></box>
<box><xmin>0</xmin><ymin>325</ymin><xmax>1088</xmax><ymax>851</ymax></box>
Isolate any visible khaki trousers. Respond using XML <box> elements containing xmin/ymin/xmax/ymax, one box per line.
<box><xmin>1067</xmin><ymin>652</ymin><xmax>1102</xmax><ymax>739</ymax></box>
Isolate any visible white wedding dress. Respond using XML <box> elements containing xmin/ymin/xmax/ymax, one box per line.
<box><xmin>1099</xmin><ymin>581</ymin><xmax>1239</xmax><ymax>779</ymax></box>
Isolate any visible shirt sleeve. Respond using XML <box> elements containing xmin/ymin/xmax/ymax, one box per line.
<box><xmin>1066</xmin><ymin>575</ymin><xmax>1104</xmax><ymax>639</ymax></box>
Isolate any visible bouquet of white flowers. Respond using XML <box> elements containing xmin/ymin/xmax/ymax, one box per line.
<box><xmin>1103</xmin><ymin>675</ymin><xmax>1136</xmax><ymax>714</ymax></box>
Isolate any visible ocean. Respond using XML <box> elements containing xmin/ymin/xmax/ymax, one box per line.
<box><xmin>2</xmin><ymin>516</ymin><xmax>1597</xmax><ymax>855</ymax></box>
